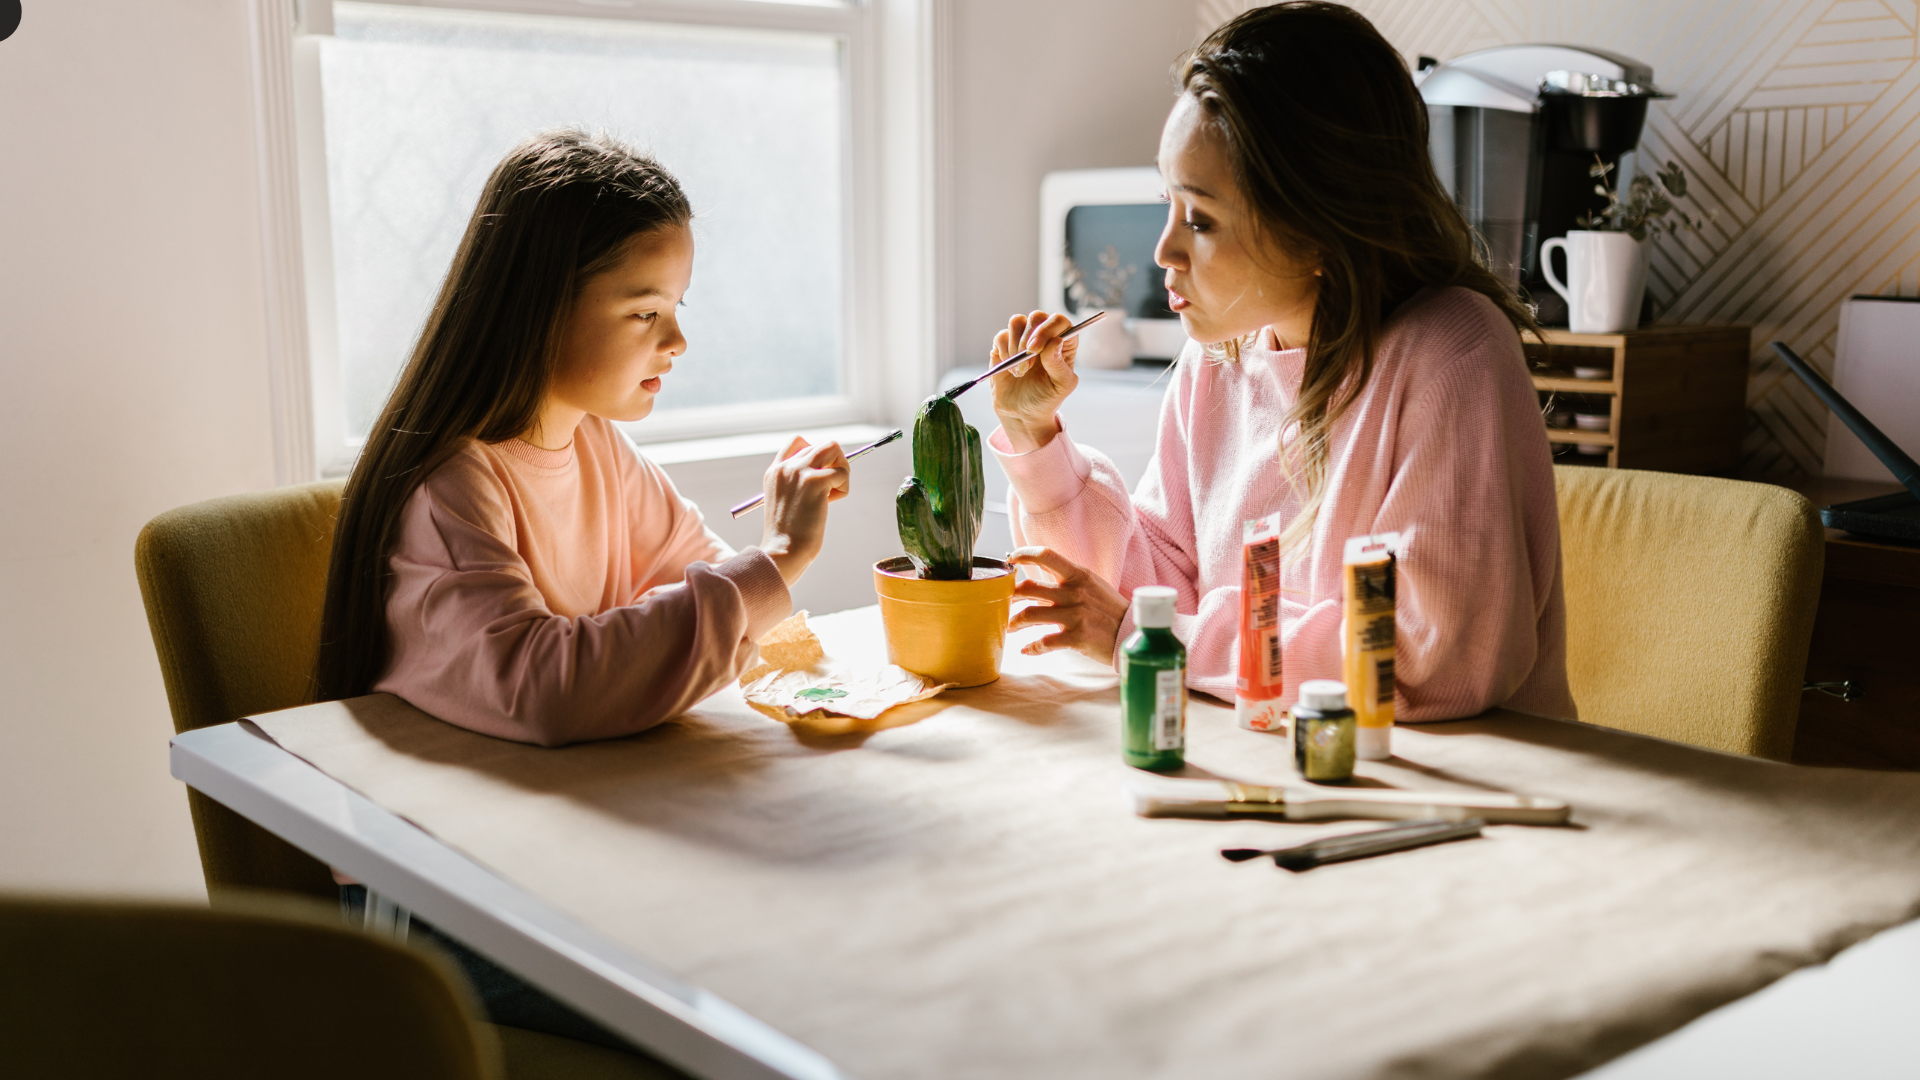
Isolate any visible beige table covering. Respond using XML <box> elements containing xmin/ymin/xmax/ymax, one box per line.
<box><xmin>256</xmin><ymin>608</ymin><xmax>1920</xmax><ymax>1080</ymax></box>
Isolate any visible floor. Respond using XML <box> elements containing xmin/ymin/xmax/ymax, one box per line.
<box><xmin>1579</xmin><ymin>917</ymin><xmax>1920</xmax><ymax>1077</ymax></box>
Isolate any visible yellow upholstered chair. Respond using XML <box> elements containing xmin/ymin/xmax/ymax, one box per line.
<box><xmin>136</xmin><ymin>485</ymin><xmax>687</xmax><ymax>1080</ymax></box>
<box><xmin>1554</xmin><ymin>466</ymin><xmax>1825</xmax><ymax>761</ymax></box>
<box><xmin>136</xmin><ymin>480</ymin><xmax>346</xmax><ymax>903</ymax></box>
<box><xmin>0</xmin><ymin>892</ymin><xmax>499</xmax><ymax>1080</ymax></box>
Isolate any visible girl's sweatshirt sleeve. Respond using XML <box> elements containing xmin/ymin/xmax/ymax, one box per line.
<box><xmin>989</xmin><ymin>365</ymin><xmax>1237</xmax><ymax>690</ymax></box>
<box><xmin>376</xmin><ymin>470</ymin><xmax>791</xmax><ymax>747</ymax></box>
<box><xmin>614</xmin><ymin>434</ymin><xmax>739</xmax><ymax>596</ymax></box>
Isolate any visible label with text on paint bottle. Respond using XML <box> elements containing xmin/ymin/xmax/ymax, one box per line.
<box><xmin>1237</xmin><ymin>511</ymin><xmax>1285</xmax><ymax>732</ymax></box>
<box><xmin>1154</xmin><ymin>668</ymin><xmax>1186</xmax><ymax>751</ymax></box>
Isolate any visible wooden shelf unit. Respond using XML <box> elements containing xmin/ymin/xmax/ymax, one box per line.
<box><xmin>1527</xmin><ymin>325</ymin><xmax>1750</xmax><ymax>474</ymax></box>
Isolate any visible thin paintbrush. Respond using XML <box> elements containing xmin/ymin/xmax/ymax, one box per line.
<box><xmin>937</xmin><ymin>309</ymin><xmax>1109</xmax><ymax>401</ymax></box>
<box><xmin>1221</xmin><ymin>818</ymin><xmax>1486</xmax><ymax>871</ymax></box>
<box><xmin>727</xmin><ymin>429</ymin><xmax>904</xmax><ymax>519</ymax></box>
<box><xmin>728</xmin><ymin>311</ymin><xmax>1105</xmax><ymax>519</ymax></box>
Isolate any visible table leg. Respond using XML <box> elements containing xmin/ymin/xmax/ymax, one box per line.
<box><xmin>362</xmin><ymin>887</ymin><xmax>411</xmax><ymax>942</ymax></box>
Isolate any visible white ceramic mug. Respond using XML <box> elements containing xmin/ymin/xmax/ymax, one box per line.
<box><xmin>1540</xmin><ymin>230</ymin><xmax>1649</xmax><ymax>334</ymax></box>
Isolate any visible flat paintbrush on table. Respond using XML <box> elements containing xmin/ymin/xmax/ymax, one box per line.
<box><xmin>727</xmin><ymin>310</ymin><xmax>1109</xmax><ymax>519</ymax></box>
<box><xmin>1129</xmin><ymin>775</ymin><xmax>1571</xmax><ymax>825</ymax></box>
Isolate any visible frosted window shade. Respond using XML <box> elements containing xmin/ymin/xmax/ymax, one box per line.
<box><xmin>322</xmin><ymin>3</ymin><xmax>845</xmax><ymax>440</ymax></box>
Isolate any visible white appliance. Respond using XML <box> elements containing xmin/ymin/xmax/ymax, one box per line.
<box><xmin>1417</xmin><ymin>43</ymin><xmax>1664</xmax><ymax>324</ymax></box>
<box><xmin>1826</xmin><ymin>297</ymin><xmax>1920</xmax><ymax>481</ymax></box>
<box><xmin>1038</xmin><ymin>167</ymin><xmax>1189</xmax><ymax>361</ymax></box>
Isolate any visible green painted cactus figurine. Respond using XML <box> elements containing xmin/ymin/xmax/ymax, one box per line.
<box><xmin>895</xmin><ymin>395</ymin><xmax>985</xmax><ymax>580</ymax></box>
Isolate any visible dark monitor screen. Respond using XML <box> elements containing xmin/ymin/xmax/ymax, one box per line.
<box><xmin>1063</xmin><ymin>203</ymin><xmax>1173</xmax><ymax>320</ymax></box>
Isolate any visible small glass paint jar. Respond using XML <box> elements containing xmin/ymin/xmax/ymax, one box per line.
<box><xmin>1292</xmin><ymin>679</ymin><xmax>1356</xmax><ymax>783</ymax></box>
<box><xmin>1121</xmin><ymin>586</ymin><xmax>1186</xmax><ymax>771</ymax></box>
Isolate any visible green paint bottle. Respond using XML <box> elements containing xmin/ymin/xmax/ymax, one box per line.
<box><xmin>1121</xmin><ymin>586</ymin><xmax>1186</xmax><ymax>771</ymax></box>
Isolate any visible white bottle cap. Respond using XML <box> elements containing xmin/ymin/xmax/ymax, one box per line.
<box><xmin>1356</xmin><ymin>725</ymin><xmax>1392</xmax><ymax>760</ymax></box>
<box><xmin>1132</xmin><ymin>586</ymin><xmax>1178</xmax><ymax>629</ymax></box>
<box><xmin>1297</xmin><ymin>679</ymin><xmax>1348</xmax><ymax>713</ymax></box>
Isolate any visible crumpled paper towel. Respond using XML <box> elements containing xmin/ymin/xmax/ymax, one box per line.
<box><xmin>739</xmin><ymin>612</ymin><xmax>951</xmax><ymax>722</ymax></box>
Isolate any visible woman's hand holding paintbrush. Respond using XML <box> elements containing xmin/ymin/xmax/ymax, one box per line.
<box><xmin>992</xmin><ymin>309</ymin><xmax>1089</xmax><ymax>455</ymax></box>
<box><xmin>983</xmin><ymin>310</ymin><xmax>1128</xmax><ymax>664</ymax></box>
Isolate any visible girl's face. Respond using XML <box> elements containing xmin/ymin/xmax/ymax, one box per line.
<box><xmin>549</xmin><ymin>224</ymin><xmax>694</xmax><ymax>427</ymax></box>
<box><xmin>1154</xmin><ymin>94</ymin><xmax>1320</xmax><ymax>348</ymax></box>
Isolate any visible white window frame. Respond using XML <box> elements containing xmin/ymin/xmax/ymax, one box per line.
<box><xmin>255</xmin><ymin>0</ymin><xmax>944</xmax><ymax>480</ymax></box>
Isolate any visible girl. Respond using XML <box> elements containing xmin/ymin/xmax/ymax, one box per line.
<box><xmin>992</xmin><ymin>3</ymin><xmax>1574</xmax><ymax>722</ymax></box>
<box><xmin>316</xmin><ymin>129</ymin><xmax>850</xmax><ymax>746</ymax></box>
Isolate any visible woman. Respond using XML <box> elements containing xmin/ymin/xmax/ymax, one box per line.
<box><xmin>993</xmin><ymin>2</ymin><xmax>1574</xmax><ymax>722</ymax></box>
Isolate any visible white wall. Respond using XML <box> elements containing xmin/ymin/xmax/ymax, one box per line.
<box><xmin>946</xmin><ymin>0</ymin><xmax>1195</xmax><ymax>370</ymax></box>
<box><xmin>0</xmin><ymin>0</ymin><xmax>279</xmax><ymax>898</ymax></box>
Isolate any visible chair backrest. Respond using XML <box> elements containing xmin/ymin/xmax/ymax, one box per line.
<box><xmin>0</xmin><ymin>893</ymin><xmax>499</xmax><ymax>1080</ymax></box>
<box><xmin>136</xmin><ymin>480</ymin><xmax>346</xmax><ymax>901</ymax></box>
<box><xmin>1554</xmin><ymin>466</ymin><xmax>1824</xmax><ymax>760</ymax></box>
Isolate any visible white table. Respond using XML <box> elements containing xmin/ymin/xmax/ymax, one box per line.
<box><xmin>171</xmin><ymin>719</ymin><xmax>1920</xmax><ymax>1080</ymax></box>
<box><xmin>171</xmin><ymin>721</ymin><xmax>839</xmax><ymax>1080</ymax></box>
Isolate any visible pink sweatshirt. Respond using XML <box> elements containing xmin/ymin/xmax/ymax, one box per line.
<box><xmin>374</xmin><ymin>415</ymin><xmax>792</xmax><ymax>746</ymax></box>
<box><xmin>993</xmin><ymin>287</ymin><xmax>1575</xmax><ymax>722</ymax></box>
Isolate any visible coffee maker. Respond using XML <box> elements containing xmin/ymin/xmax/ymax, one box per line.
<box><xmin>1417</xmin><ymin>45</ymin><xmax>1669</xmax><ymax>326</ymax></box>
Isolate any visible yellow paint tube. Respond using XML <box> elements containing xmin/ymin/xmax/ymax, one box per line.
<box><xmin>1342</xmin><ymin>532</ymin><xmax>1400</xmax><ymax>760</ymax></box>
<box><xmin>1236</xmin><ymin>512</ymin><xmax>1285</xmax><ymax>733</ymax></box>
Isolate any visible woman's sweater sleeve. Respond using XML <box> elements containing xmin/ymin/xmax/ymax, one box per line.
<box><xmin>379</xmin><ymin>475</ymin><xmax>790</xmax><ymax>747</ymax></box>
<box><xmin>989</xmin><ymin>369</ymin><xmax>1241</xmax><ymax>690</ymax></box>
<box><xmin>1376</xmin><ymin>336</ymin><xmax>1558</xmax><ymax>722</ymax></box>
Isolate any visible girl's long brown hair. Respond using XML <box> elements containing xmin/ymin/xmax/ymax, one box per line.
<box><xmin>1180</xmin><ymin>3</ymin><xmax>1538</xmax><ymax>554</ymax></box>
<box><xmin>314</xmin><ymin>129</ymin><xmax>690</xmax><ymax>702</ymax></box>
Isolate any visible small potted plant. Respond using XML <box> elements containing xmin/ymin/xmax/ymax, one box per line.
<box><xmin>872</xmin><ymin>395</ymin><xmax>1014</xmax><ymax>686</ymax></box>
<box><xmin>1541</xmin><ymin>158</ymin><xmax>1709</xmax><ymax>332</ymax></box>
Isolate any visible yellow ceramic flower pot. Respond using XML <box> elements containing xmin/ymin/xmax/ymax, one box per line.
<box><xmin>874</xmin><ymin>556</ymin><xmax>1015</xmax><ymax>687</ymax></box>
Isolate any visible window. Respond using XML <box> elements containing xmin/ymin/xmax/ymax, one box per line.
<box><xmin>291</xmin><ymin>0</ymin><xmax>918</xmax><ymax>477</ymax></box>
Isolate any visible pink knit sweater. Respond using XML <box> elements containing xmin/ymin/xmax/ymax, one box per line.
<box><xmin>374</xmin><ymin>416</ymin><xmax>792</xmax><ymax>746</ymax></box>
<box><xmin>992</xmin><ymin>287</ymin><xmax>1575</xmax><ymax>722</ymax></box>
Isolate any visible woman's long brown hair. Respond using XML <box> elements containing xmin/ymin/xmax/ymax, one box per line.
<box><xmin>313</xmin><ymin>129</ymin><xmax>691</xmax><ymax>702</ymax></box>
<box><xmin>1179</xmin><ymin>3</ymin><xmax>1539</xmax><ymax>554</ymax></box>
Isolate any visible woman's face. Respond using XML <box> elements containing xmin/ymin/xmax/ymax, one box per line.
<box><xmin>1154</xmin><ymin>94</ymin><xmax>1320</xmax><ymax>348</ymax></box>
<box><xmin>550</xmin><ymin>224</ymin><xmax>694</xmax><ymax>426</ymax></box>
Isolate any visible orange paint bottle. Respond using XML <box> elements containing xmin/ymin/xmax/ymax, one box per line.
<box><xmin>1236</xmin><ymin>512</ymin><xmax>1285</xmax><ymax>733</ymax></box>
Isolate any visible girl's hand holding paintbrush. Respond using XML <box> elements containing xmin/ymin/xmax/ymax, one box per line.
<box><xmin>758</xmin><ymin>436</ymin><xmax>850</xmax><ymax>586</ymax></box>
<box><xmin>991</xmin><ymin>310</ymin><xmax>1082</xmax><ymax>454</ymax></box>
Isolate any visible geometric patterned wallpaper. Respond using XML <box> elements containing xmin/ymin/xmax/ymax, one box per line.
<box><xmin>1199</xmin><ymin>0</ymin><xmax>1920</xmax><ymax>479</ymax></box>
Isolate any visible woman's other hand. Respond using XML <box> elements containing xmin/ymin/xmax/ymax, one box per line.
<box><xmin>1007</xmin><ymin>546</ymin><xmax>1127</xmax><ymax>665</ymax></box>
<box><xmin>991</xmin><ymin>310</ymin><xmax>1080</xmax><ymax>453</ymax></box>
<box><xmin>760</xmin><ymin>436</ymin><xmax>851</xmax><ymax>585</ymax></box>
